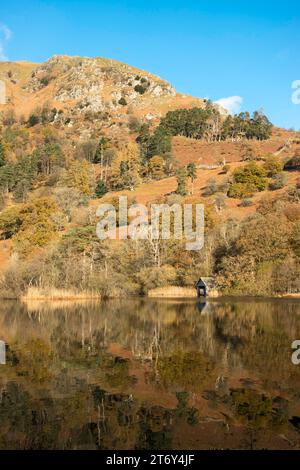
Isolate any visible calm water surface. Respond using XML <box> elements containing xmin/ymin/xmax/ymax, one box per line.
<box><xmin>1</xmin><ymin>298</ymin><xmax>300</xmax><ymax>450</ymax></box>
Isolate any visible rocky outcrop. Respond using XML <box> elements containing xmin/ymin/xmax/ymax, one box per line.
<box><xmin>1</xmin><ymin>55</ymin><xmax>207</xmax><ymax>138</ymax></box>
<box><xmin>25</xmin><ymin>55</ymin><xmax>176</xmax><ymax>105</ymax></box>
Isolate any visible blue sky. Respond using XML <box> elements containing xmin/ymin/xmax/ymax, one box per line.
<box><xmin>1</xmin><ymin>0</ymin><xmax>300</xmax><ymax>128</ymax></box>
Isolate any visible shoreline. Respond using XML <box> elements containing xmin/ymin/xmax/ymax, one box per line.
<box><xmin>0</xmin><ymin>291</ymin><xmax>300</xmax><ymax>302</ymax></box>
<box><xmin>0</xmin><ymin>284</ymin><xmax>300</xmax><ymax>302</ymax></box>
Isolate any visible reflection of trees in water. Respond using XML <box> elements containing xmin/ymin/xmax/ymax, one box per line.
<box><xmin>0</xmin><ymin>379</ymin><xmax>198</xmax><ymax>449</ymax></box>
<box><xmin>0</xmin><ymin>299</ymin><xmax>300</xmax><ymax>449</ymax></box>
<box><xmin>211</xmin><ymin>301</ymin><xmax>300</xmax><ymax>387</ymax></box>
<box><xmin>154</xmin><ymin>350</ymin><xmax>215</xmax><ymax>392</ymax></box>
<box><xmin>1</xmin><ymin>299</ymin><xmax>300</xmax><ymax>379</ymax></box>
<box><xmin>1</xmin><ymin>298</ymin><xmax>300</xmax><ymax>384</ymax></box>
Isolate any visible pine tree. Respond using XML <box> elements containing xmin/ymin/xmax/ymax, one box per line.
<box><xmin>136</xmin><ymin>124</ymin><xmax>151</xmax><ymax>161</ymax></box>
<box><xmin>95</xmin><ymin>179</ymin><xmax>108</xmax><ymax>198</ymax></box>
<box><xmin>0</xmin><ymin>140</ymin><xmax>6</xmax><ymax>167</ymax></box>
<box><xmin>33</xmin><ymin>143</ymin><xmax>65</xmax><ymax>175</ymax></box>
<box><xmin>175</xmin><ymin>168</ymin><xmax>188</xmax><ymax>196</ymax></box>
<box><xmin>186</xmin><ymin>163</ymin><xmax>197</xmax><ymax>194</ymax></box>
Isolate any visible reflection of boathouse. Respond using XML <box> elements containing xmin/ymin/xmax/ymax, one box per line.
<box><xmin>0</xmin><ymin>341</ymin><xmax>5</xmax><ymax>364</ymax></box>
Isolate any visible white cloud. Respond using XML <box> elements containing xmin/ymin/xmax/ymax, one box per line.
<box><xmin>0</xmin><ymin>24</ymin><xmax>11</xmax><ymax>41</ymax></box>
<box><xmin>214</xmin><ymin>96</ymin><xmax>243</xmax><ymax>115</ymax></box>
<box><xmin>0</xmin><ymin>24</ymin><xmax>12</xmax><ymax>61</ymax></box>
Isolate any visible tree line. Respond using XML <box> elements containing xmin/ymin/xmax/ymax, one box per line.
<box><xmin>155</xmin><ymin>105</ymin><xmax>273</xmax><ymax>142</ymax></box>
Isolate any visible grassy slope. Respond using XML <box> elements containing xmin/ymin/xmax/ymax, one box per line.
<box><xmin>92</xmin><ymin>129</ymin><xmax>300</xmax><ymax>219</ymax></box>
<box><xmin>92</xmin><ymin>162</ymin><xmax>299</xmax><ymax>217</ymax></box>
<box><xmin>1</xmin><ymin>131</ymin><xmax>299</xmax><ymax>275</ymax></box>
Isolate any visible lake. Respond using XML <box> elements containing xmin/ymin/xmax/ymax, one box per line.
<box><xmin>0</xmin><ymin>297</ymin><xmax>300</xmax><ymax>450</ymax></box>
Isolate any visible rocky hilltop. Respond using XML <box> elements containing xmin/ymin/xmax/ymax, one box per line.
<box><xmin>0</xmin><ymin>55</ymin><xmax>206</xmax><ymax>141</ymax></box>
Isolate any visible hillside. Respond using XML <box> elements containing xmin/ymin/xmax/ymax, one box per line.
<box><xmin>0</xmin><ymin>55</ymin><xmax>300</xmax><ymax>299</ymax></box>
<box><xmin>172</xmin><ymin>128</ymin><xmax>299</xmax><ymax>167</ymax></box>
<box><xmin>0</xmin><ymin>55</ymin><xmax>297</xmax><ymax>162</ymax></box>
<box><xmin>0</xmin><ymin>55</ymin><xmax>207</xmax><ymax>142</ymax></box>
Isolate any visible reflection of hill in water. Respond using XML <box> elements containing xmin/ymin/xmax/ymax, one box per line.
<box><xmin>0</xmin><ymin>298</ymin><xmax>300</xmax><ymax>449</ymax></box>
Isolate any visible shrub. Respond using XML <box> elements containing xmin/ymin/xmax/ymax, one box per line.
<box><xmin>203</xmin><ymin>178</ymin><xmax>218</xmax><ymax>196</ymax></box>
<box><xmin>221</xmin><ymin>164</ymin><xmax>230</xmax><ymax>174</ymax></box>
<box><xmin>284</xmin><ymin>155</ymin><xmax>300</xmax><ymax>171</ymax></box>
<box><xmin>286</xmin><ymin>185</ymin><xmax>300</xmax><ymax>203</ymax></box>
<box><xmin>263</xmin><ymin>155</ymin><xmax>283</xmax><ymax>176</ymax></box>
<box><xmin>214</xmin><ymin>193</ymin><xmax>227</xmax><ymax>210</ymax></box>
<box><xmin>228</xmin><ymin>183</ymin><xmax>255</xmax><ymax>199</ymax></box>
<box><xmin>118</xmin><ymin>97</ymin><xmax>127</xmax><ymax>106</ymax></box>
<box><xmin>128</xmin><ymin>115</ymin><xmax>141</xmax><ymax>132</ymax></box>
<box><xmin>40</xmin><ymin>76</ymin><xmax>51</xmax><ymax>87</ymax></box>
<box><xmin>134</xmin><ymin>84</ymin><xmax>146</xmax><ymax>95</ymax></box>
<box><xmin>284</xmin><ymin>204</ymin><xmax>300</xmax><ymax>222</ymax></box>
<box><xmin>231</xmin><ymin>162</ymin><xmax>267</xmax><ymax>194</ymax></box>
<box><xmin>241</xmin><ymin>145</ymin><xmax>256</xmax><ymax>161</ymax></box>
<box><xmin>27</xmin><ymin>114</ymin><xmax>39</xmax><ymax>127</ymax></box>
<box><xmin>269</xmin><ymin>172</ymin><xmax>287</xmax><ymax>190</ymax></box>
<box><xmin>0</xmin><ymin>206</ymin><xmax>22</xmax><ymax>239</ymax></box>
<box><xmin>218</xmin><ymin>180</ymin><xmax>230</xmax><ymax>193</ymax></box>
<box><xmin>238</xmin><ymin>198</ymin><xmax>253</xmax><ymax>207</ymax></box>
<box><xmin>2</xmin><ymin>109</ymin><xmax>17</xmax><ymax>126</ymax></box>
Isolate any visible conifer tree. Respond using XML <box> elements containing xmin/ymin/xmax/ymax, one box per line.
<box><xmin>0</xmin><ymin>140</ymin><xmax>6</xmax><ymax>167</ymax></box>
<box><xmin>186</xmin><ymin>162</ymin><xmax>197</xmax><ymax>194</ymax></box>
